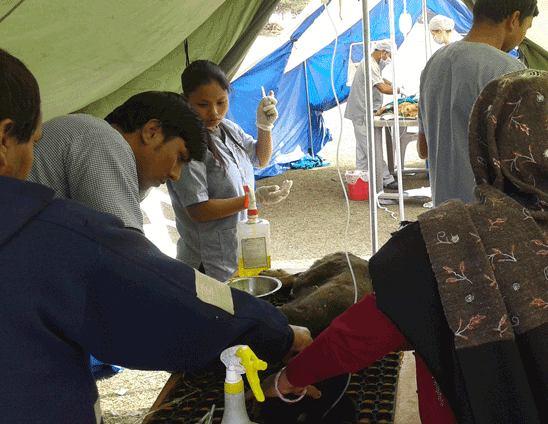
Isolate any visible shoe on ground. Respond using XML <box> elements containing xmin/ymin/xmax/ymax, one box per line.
<box><xmin>383</xmin><ymin>180</ymin><xmax>399</xmax><ymax>190</ymax></box>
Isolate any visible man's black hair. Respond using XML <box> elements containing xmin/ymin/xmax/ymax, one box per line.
<box><xmin>104</xmin><ymin>91</ymin><xmax>208</xmax><ymax>162</ymax></box>
<box><xmin>473</xmin><ymin>0</ymin><xmax>539</xmax><ymax>24</ymax></box>
<box><xmin>0</xmin><ymin>48</ymin><xmax>41</xmax><ymax>144</ymax></box>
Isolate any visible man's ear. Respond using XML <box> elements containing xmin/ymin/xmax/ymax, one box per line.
<box><xmin>0</xmin><ymin>119</ymin><xmax>16</xmax><ymax>172</ymax></box>
<box><xmin>0</xmin><ymin>118</ymin><xmax>16</xmax><ymax>143</ymax></box>
<box><xmin>140</xmin><ymin>119</ymin><xmax>163</xmax><ymax>146</ymax></box>
<box><xmin>507</xmin><ymin>11</ymin><xmax>522</xmax><ymax>31</ymax></box>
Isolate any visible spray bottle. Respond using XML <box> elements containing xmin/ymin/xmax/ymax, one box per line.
<box><xmin>220</xmin><ymin>345</ymin><xmax>267</xmax><ymax>424</ymax></box>
<box><xmin>237</xmin><ymin>185</ymin><xmax>271</xmax><ymax>276</ymax></box>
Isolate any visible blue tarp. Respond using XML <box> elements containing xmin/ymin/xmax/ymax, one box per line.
<box><xmin>90</xmin><ymin>354</ymin><xmax>123</xmax><ymax>380</ymax></box>
<box><xmin>227</xmin><ymin>0</ymin><xmax>473</xmax><ymax>179</ymax></box>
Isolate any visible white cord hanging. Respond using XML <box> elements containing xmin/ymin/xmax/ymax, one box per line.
<box><xmin>320</xmin><ymin>1</ymin><xmax>357</xmax><ymax>419</ymax></box>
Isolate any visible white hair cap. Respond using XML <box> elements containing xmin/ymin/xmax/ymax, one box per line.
<box><xmin>429</xmin><ymin>15</ymin><xmax>455</xmax><ymax>31</ymax></box>
<box><xmin>371</xmin><ymin>39</ymin><xmax>392</xmax><ymax>53</ymax></box>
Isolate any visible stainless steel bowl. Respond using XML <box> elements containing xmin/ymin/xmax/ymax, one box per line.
<box><xmin>227</xmin><ymin>275</ymin><xmax>282</xmax><ymax>298</ymax></box>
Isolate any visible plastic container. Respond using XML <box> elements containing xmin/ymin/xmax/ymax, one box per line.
<box><xmin>220</xmin><ymin>345</ymin><xmax>266</xmax><ymax>424</ymax></box>
<box><xmin>237</xmin><ymin>218</ymin><xmax>271</xmax><ymax>276</ymax></box>
<box><xmin>237</xmin><ymin>186</ymin><xmax>271</xmax><ymax>276</ymax></box>
<box><xmin>346</xmin><ymin>170</ymin><xmax>369</xmax><ymax>200</ymax></box>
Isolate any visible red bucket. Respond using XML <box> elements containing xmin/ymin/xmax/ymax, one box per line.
<box><xmin>346</xmin><ymin>171</ymin><xmax>369</xmax><ymax>200</ymax></box>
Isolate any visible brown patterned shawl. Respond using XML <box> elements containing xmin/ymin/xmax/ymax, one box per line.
<box><xmin>417</xmin><ymin>69</ymin><xmax>548</xmax><ymax>423</ymax></box>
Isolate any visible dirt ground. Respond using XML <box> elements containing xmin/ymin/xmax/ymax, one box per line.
<box><xmin>98</xmin><ymin>103</ymin><xmax>431</xmax><ymax>424</ymax></box>
<box><xmin>259</xmin><ymin>106</ymin><xmax>430</xmax><ymax>269</ymax></box>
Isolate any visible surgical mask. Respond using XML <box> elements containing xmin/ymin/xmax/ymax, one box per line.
<box><xmin>433</xmin><ymin>35</ymin><xmax>445</xmax><ymax>45</ymax></box>
<box><xmin>380</xmin><ymin>56</ymin><xmax>391</xmax><ymax>67</ymax></box>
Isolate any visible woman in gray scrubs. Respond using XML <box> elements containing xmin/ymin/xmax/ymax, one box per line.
<box><xmin>168</xmin><ymin>60</ymin><xmax>292</xmax><ymax>281</ymax></box>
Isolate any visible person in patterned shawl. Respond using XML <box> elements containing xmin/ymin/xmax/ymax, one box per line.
<box><xmin>253</xmin><ymin>70</ymin><xmax>548</xmax><ymax>424</ymax></box>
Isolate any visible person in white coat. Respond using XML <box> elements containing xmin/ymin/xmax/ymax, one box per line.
<box><xmin>430</xmin><ymin>15</ymin><xmax>455</xmax><ymax>46</ymax></box>
<box><xmin>429</xmin><ymin>15</ymin><xmax>463</xmax><ymax>54</ymax></box>
<box><xmin>345</xmin><ymin>39</ymin><xmax>403</xmax><ymax>193</ymax></box>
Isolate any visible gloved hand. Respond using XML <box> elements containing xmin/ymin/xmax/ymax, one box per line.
<box><xmin>255</xmin><ymin>180</ymin><xmax>293</xmax><ymax>205</ymax></box>
<box><xmin>399</xmin><ymin>86</ymin><xmax>407</xmax><ymax>98</ymax></box>
<box><xmin>256</xmin><ymin>90</ymin><xmax>278</xmax><ymax>132</ymax></box>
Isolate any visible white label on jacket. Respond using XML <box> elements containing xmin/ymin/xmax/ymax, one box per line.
<box><xmin>195</xmin><ymin>270</ymin><xmax>234</xmax><ymax>315</ymax></box>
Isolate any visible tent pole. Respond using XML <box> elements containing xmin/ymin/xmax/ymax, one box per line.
<box><xmin>423</xmin><ymin>0</ymin><xmax>431</xmax><ymax>60</ymax></box>
<box><xmin>303</xmin><ymin>59</ymin><xmax>315</xmax><ymax>158</ymax></box>
<box><xmin>362</xmin><ymin>0</ymin><xmax>379</xmax><ymax>254</ymax></box>
<box><xmin>388</xmin><ymin>0</ymin><xmax>405</xmax><ymax>221</ymax></box>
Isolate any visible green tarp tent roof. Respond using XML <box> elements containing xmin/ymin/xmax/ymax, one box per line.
<box><xmin>1</xmin><ymin>0</ymin><xmax>278</xmax><ymax>121</ymax></box>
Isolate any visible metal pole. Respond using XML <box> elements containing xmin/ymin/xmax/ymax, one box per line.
<box><xmin>388</xmin><ymin>0</ymin><xmax>405</xmax><ymax>220</ymax></box>
<box><xmin>423</xmin><ymin>0</ymin><xmax>431</xmax><ymax>60</ymax></box>
<box><xmin>303</xmin><ymin>59</ymin><xmax>315</xmax><ymax>158</ymax></box>
<box><xmin>362</xmin><ymin>0</ymin><xmax>378</xmax><ymax>254</ymax></box>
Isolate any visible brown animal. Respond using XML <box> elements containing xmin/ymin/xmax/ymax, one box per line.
<box><xmin>374</xmin><ymin>101</ymin><xmax>418</xmax><ymax>118</ymax></box>
<box><xmin>261</xmin><ymin>252</ymin><xmax>373</xmax><ymax>338</ymax></box>
<box><xmin>252</xmin><ymin>253</ymin><xmax>373</xmax><ymax>423</ymax></box>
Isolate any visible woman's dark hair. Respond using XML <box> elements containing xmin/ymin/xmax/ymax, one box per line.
<box><xmin>181</xmin><ymin>60</ymin><xmax>231</xmax><ymax>97</ymax></box>
<box><xmin>104</xmin><ymin>91</ymin><xmax>209</xmax><ymax>162</ymax></box>
<box><xmin>473</xmin><ymin>0</ymin><xmax>539</xmax><ymax>24</ymax></box>
<box><xmin>181</xmin><ymin>60</ymin><xmax>234</xmax><ymax>167</ymax></box>
<box><xmin>0</xmin><ymin>48</ymin><xmax>41</xmax><ymax>144</ymax></box>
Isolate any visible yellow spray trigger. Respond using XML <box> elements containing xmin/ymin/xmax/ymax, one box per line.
<box><xmin>236</xmin><ymin>346</ymin><xmax>267</xmax><ymax>402</ymax></box>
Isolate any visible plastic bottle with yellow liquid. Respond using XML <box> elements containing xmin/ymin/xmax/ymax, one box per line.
<box><xmin>237</xmin><ymin>185</ymin><xmax>271</xmax><ymax>276</ymax></box>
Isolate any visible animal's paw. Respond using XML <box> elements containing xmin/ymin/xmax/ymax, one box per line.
<box><xmin>260</xmin><ymin>269</ymin><xmax>299</xmax><ymax>286</ymax></box>
<box><xmin>260</xmin><ymin>268</ymin><xmax>290</xmax><ymax>278</ymax></box>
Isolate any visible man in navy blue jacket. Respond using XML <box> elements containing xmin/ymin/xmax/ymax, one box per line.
<box><xmin>0</xmin><ymin>48</ymin><xmax>310</xmax><ymax>424</ymax></box>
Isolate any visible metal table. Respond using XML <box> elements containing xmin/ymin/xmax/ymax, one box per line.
<box><xmin>374</xmin><ymin>117</ymin><xmax>426</xmax><ymax>176</ymax></box>
<box><xmin>372</xmin><ymin>117</ymin><xmax>431</xmax><ymax>202</ymax></box>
